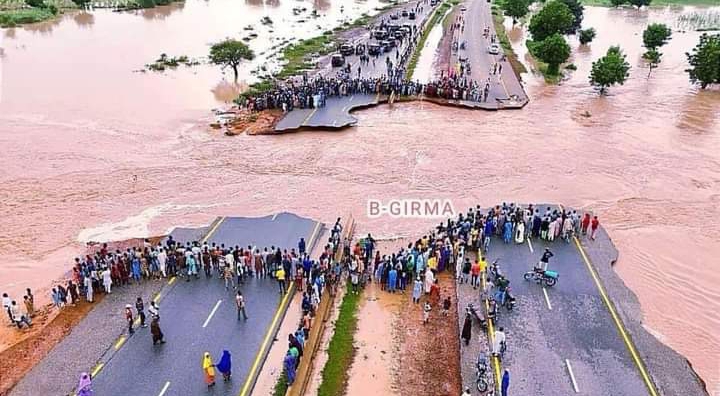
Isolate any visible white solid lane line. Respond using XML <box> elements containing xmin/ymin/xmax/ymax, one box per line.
<box><xmin>565</xmin><ymin>359</ymin><xmax>580</xmax><ymax>393</ymax></box>
<box><xmin>271</xmin><ymin>213</ymin><xmax>278</xmax><ymax>221</ymax></box>
<box><xmin>527</xmin><ymin>238</ymin><xmax>534</xmax><ymax>253</ymax></box>
<box><xmin>542</xmin><ymin>287</ymin><xmax>553</xmax><ymax>310</ymax></box>
<box><xmin>202</xmin><ymin>300</ymin><xmax>223</xmax><ymax>328</ymax></box>
<box><xmin>158</xmin><ymin>381</ymin><xmax>171</xmax><ymax>396</ymax></box>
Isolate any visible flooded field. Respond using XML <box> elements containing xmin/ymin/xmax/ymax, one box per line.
<box><xmin>1</xmin><ymin>2</ymin><xmax>719</xmax><ymax>393</ymax></box>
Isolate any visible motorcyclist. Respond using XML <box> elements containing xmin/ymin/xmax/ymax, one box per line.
<box><xmin>536</xmin><ymin>248</ymin><xmax>554</xmax><ymax>271</ymax></box>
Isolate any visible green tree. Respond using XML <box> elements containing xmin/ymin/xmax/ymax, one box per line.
<box><xmin>643</xmin><ymin>23</ymin><xmax>672</xmax><ymax>50</ymax></box>
<box><xmin>589</xmin><ymin>46</ymin><xmax>631</xmax><ymax>94</ymax></box>
<box><xmin>641</xmin><ymin>23</ymin><xmax>671</xmax><ymax>78</ymax></box>
<box><xmin>609</xmin><ymin>0</ymin><xmax>626</xmax><ymax>6</ymax></box>
<box><xmin>642</xmin><ymin>49</ymin><xmax>661</xmax><ymax>78</ymax></box>
<box><xmin>685</xmin><ymin>33</ymin><xmax>720</xmax><ymax>89</ymax></box>
<box><xmin>209</xmin><ymin>39</ymin><xmax>255</xmax><ymax>81</ymax></box>
<box><xmin>71</xmin><ymin>0</ymin><xmax>90</xmax><ymax>6</ymax></box>
<box><xmin>25</xmin><ymin>0</ymin><xmax>44</xmax><ymax>8</ymax></box>
<box><xmin>578</xmin><ymin>28</ymin><xmax>596</xmax><ymax>45</ymax></box>
<box><xmin>629</xmin><ymin>0</ymin><xmax>651</xmax><ymax>8</ymax></box>
<box><xmin>534</xmin><ymin>33</ymin><xmax>571</xmax><ymax>75</ymax></box>
<box><xmin>559</xmin><ymin>0</ymin><xmax>584</xmax><ymax>34</ymax></box>
<box><xmin>528</xmin><ymin>1</ymin><xmax>574</xmax><ymax>41</ymax></box>
<box><xmin>502</xmin><ymin>0</ymin><xmax>531</xmax><ymax>24</ymax></box>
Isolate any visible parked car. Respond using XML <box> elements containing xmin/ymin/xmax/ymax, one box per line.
<box><xmin>368</xmin><ymin>43</ymin><xmax>381</xmax><ymax>56</ymax></box>
<box><xmin>408</xmin><ymin>11</ymin><xmax>416</xmax><ymax>20</ymax></box>
<box><xmin>488</xmin><ymin>43</ymin><xmax>501</xmax><ymax>55</ymax></box>
<box><xmin>355</xmin><ymin>43</ymin><xmax>366</xmax><ymax>55</ymax></box>
<box><xmin>460</xmin><ymin>5</ymin><xmax>467</xmax><ymax>11</ymax></box>
<box><xmin>394</xmin><ymin>31</ymin><xmax>404</xmax><ymax>40</ymax></box>
<box><xmin>339</xmin><ymin>44</ymin><xmax>354</xmax><ymax>56</ymax></box>
<box><xmin>401</xmin><ymin>10</ymin><xmax>409</xmax><ymax>17</ymax></box>
<box><xmin>373</xmin><ymin>29</ymin><xmax>388</xmax><ymax>40</ymax></box>
<box><xmin>331</xmin><ymin>54</ymin><xmax>345</xmax><ymax>67</ymax></box>
<box><xmin>390</xmin><ymin>13</ymin><xmax>399</xmax><ymax>20</ymax></box>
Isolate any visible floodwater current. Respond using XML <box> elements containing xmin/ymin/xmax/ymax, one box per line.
<box><xmin>0</xmin><ymin>2</ymin><xmax>719</xmax><ymax>393</ymax></box>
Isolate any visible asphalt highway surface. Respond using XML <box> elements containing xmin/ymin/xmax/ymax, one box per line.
<box><xmin>91</xmin><ymin>213</ymin><xmax>321</xmax><ymax>396</ymax></box>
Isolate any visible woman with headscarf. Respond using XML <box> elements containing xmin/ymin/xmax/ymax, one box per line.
<box><xmin>461</xmin><ymin>311</ymin><xmax>472</xmax><ymax>345</ymax></box>
<box><xmin>514</xmin><ymin>221</ymin><xmax>525</xmax><ymax>244</ymax></box>
<box><xmin>289</xmin><ymin>333</ymin><xmax>304</xmax><ymax>357</ymax></box>
<box><xmin>283</xmin><ymin>350</ymin><xmax>297</xmax><ymax>385</ymax></box>
<box><xmin>76</xmin><ymin>372</ymin><xmax>93</xmax><ymax>396</ymax></box>
<box><xmin>150</xmin><ymin>316</ymin><xmax>165</xmax><ymax>345</ymax></box>
<box><xmin>412</xmin><ymin>276</ymin><xmax>422</xmax><ymax>303</ymax></box>
<box><xmin>216</xmin><ymin>350</ymin><xmax>232</xmax><ymax>381</ymax></box>
<box><xmin>202</xmin><ymin>352</ymin><xmax>216</xmax><ymax>387</ymax></box>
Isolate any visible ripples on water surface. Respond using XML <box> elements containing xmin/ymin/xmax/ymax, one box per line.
<box><xmin>0</xmin><ymin>3</ymin><xmax>719</xmax><ymax>392</ymax></box>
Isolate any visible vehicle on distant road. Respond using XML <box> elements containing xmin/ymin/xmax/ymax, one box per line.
<box><xmin>355</xmin><ymin>43</ymin><xmax>366</xmax><ymax>55</ymax></box>
<box><xmin>368</xmin><ymin>43</ymin><xmax>381</xmax><ymax>55</ymax></box>
<box><xmin>372</xmin><ymin>29</ymin><xmax>388</xmax><ymax>40</ymax></box>
<box><xmin>331</xmin><ymin>54</ymin><xmax>345</xmax><ymax>67</ymax></box>
<box><xmin>390</xmin><ymin>13</ymin><xmax>399</xmax><ymax>20</ymax></box>
<box><xmin>460</xmin><ymin>5</ymin><xmax>467</xmax><ymax>11</ymax></box>
<box><xmin>408</xmin><ymin>11</ymin><xmax>416</xmax><ymax>20</ymax></box>
<box><xmin>339</xmin><ymin>44</ymin><xmax>354</xmax><ymax>56</ymax></box>
<box><xmin>401</xmin><ymin>10</ymin><xmax>409</xmax><ymax>17</ymax></box>
<box><xmin>488</xmin><ymin>43</ymin><xmax>501</xmax><ymax>55</ymax></box>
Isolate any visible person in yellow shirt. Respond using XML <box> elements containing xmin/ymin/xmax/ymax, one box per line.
<box><xmin>478</xmin><ymin>256</ymin><xmax>487</xmax><ymax>278</ymax></box>
<box><xmin>202</xmin><ymin>352</ymin><xmax>216</xmax><ymax>387</ymax></box>
<box><xmin>276</xmin><ymin>267</ymin><xmax>286</xmax><ymax>294</ymax></box>
<box><xmin>428</xmin><ymin>255</ymin><xmax>437</xmax><ymax>270</ymax></box>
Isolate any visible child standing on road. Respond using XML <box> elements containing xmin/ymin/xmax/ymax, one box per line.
<box><xmin>442</xmin><ymin>296</ymin><xmax>451</xmax><ymax>316</ymax></box>
<box><xmin>125</xmin><ymin>304</ymin><xmax>134</xmax><ymax>335</ymax></box>
<box><xmin>423</xmin><ymin>301</ymin><xmax>431</xmax><ymax>324</ymax></box>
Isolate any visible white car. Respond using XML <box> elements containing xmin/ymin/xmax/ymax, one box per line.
<box><xmin>488</xmin><ymin>43</ymin><xmax>501</xmax><ymax>55</ymax></box>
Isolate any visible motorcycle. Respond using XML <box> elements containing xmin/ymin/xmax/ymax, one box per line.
<box><xmin>475</xmin><ymin>355</ymin><xmax>490</xmax><ymax>392</ymax></box>
<box><xmin>503</xmin><ymin>286</ymin><xmax>516</xmax><ymax>311</ymax></box>
<box><xmin>489</xmin><ymin>259</ymin><xmax>502</xmax><ymax>281</ymax></box>
<box><xmin>523</xmin><ymin>266</ymin><xmax>559</xmax><ymax>287</ymax></box>
<box><xmin>466</xmin><ymin>302</ymin><xmax>488</xmax><ymax>331</ymax></box>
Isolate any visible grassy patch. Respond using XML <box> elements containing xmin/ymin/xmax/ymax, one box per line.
<box><xmin>0</xmin><ymin>7</ymin><xmax>55</xmax><ymax>27</ymax></box>
<box><xmin>275</xmin><ymin>34</ymin><xmax>334</xmax><ymax>79</ymax></box>
<box><xmin>316</xmin><ymin>287</ymin><xmax>361</xmax><ymax>396</ymax></box>
<box><xmin>272</xmin><ymin>369</ymin><xmax>289</xmax><ymax>396</ymax></box>
<box><xmin>406</xmin><ymin>1</ymin><xmax>453</xmax><ymax>80</ymax></box>
<box><xmin>491</xmin><ymin>4</ymin><xmax>527</xmax><ymax>75</ymax></box>
<box><xmin>526</xmin><ymin>40</ymin><xmax>562</xmax><ymax>83</ymax></box>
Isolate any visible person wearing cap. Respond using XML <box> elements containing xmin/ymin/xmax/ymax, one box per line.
<box><xmin>125</xmin><ymin>304</ymin><xmax>134</xmax><ymax>335</ymax></box>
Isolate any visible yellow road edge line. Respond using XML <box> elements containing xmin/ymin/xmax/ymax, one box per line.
<box><xmin>482</xmin><ymin>277</ymin><xmax>502</xmax><ymax>391</ymax></box>
<box><xmin>201</xmin><ymin>216</ymin><xmax>226</xmax><ymax>243</ymax></box>
<box><xmin>153</xmin><ymin>292</ymin><xmax>162</xmax><ymax>304</ymax></box>
<box><xmin>308</xmin><ymin>221</ymin><xmax>322</xmax><ymax>249</ymax></box>
<box><xmin>91</xmin><ymin>363</ymin><xmax>104</xmax><ymax>377</ymax></box>
<box><xmin>573</xmin><ymin>237</ymin><xmax>659</xmax><ymax>396</ymax></box>
<box><xmin>238</xmin><ymin>282</ymin><xmax>296</xmax><ymax>396</ymax></box>
<box><xmin>168</xmin><ymin>276</ymin><xmax>176</xmax><ymax>285</ymax></box>
<box><xmin>114</xmin><ymin>335</ymin><xmax>126</xmax><ymax>350</ymax></box>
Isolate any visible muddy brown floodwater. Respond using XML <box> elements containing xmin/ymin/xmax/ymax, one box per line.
<box><xmin>1</xmin><ymin>3</ymin><xmax>719</xmax><ymax>393</ymax></box>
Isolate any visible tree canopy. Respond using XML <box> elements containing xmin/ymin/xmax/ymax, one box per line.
<box><xmin>609</xmin><ymin>0</ymin><xmax>625</xmax><ymax>6</ymax></box>
<box><xmin>578</xmin><ymin>28</ymin><xmax>596</xmax><ymax>45</ymax></box>
<box><xmin>529</xmin><ymin>1</ymin><xmax>574</xmax><ymax>42</ymax></box>
<box><xmin>534</xmin><ymin>33</ymin><xmax>571</xmax><ymax>75</ymax></box>
<box><xmin>685</xmin><ymin>33</ymin><xmax>720</xmax><ymax>89</ymax></box>
<box><xmin>643</xmin><ymin>23</ymin><xmax>672</xmax><ymax>51</ymax></box>
<box><xmin>502</xmin><ymin>0</ymin><xmax>531</xmax><ymax>24</ymax></box>
<box><xmin>558</xmin><ymin>0</ymin><xmax>584</xmax><ymax>34</ymax></box>
<box><xmin>209</xmin><ymin>39</ymin><xmax>255</xmax><ymax>81</ymax></box>
<box><xmin>628</xmin><ymin>0</ymin><xmax>651</xmax><ymax>8</ymax></box>
<box><xmin>590</xmin><ymin>46</ymin><xmax>630</xmax><ymax>94</ymax></box>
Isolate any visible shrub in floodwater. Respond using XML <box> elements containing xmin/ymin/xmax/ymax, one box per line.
<box><xmin>590</xmin><ymin>46</ymin><xmax>630</xmax><ymax>94</ymax></box>
<box><xmin>685</xmin><ymin>33</ymin><xmax>720</xmax><ymax>89</ymax></box>
<box><xmin>578</xmin><ymin>28</ymin><xmax>596</xmax><ymax>45</ymax></box>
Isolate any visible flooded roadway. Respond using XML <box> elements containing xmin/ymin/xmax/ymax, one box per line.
<box><xmin>1</xmin><ymin>3</ymin><xmax>719</xmax><ymax>393</ymax></box>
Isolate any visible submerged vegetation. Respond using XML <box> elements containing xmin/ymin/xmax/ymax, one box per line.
<box><xmin>678</xmin><ymin>10</ymin><xmax>720</xmax><ymax>32</ymax></box>
<box><xmin>145</xmin><ymin>53</ymin><xmax>200</xmax><ymax>72</ymax></box>
<box><xmin>0</xmin><ymin>0</ymin><xmax>65</xmax><ymax>27</ymax></box>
